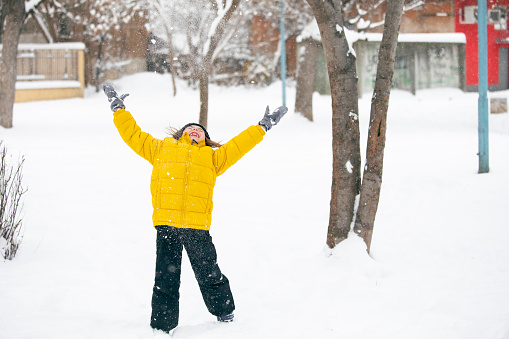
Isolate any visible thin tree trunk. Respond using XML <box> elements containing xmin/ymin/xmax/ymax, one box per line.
<box><xmin>94</xmin><ymin>33</ymin><xmax>105</xmax><ymax>93</ymax></box>
<box><xmin>354</xmin><ymin>0</ymin><xmax>405</xmax><ymax>253</ymax></box>
<box><xmin>164</xmin><ymin>24</ymin><xmax>177</xmax><ymax>97</ymax></box>
<box><xmin>198</xmin><ymin>0</ymin><xmax>240</xmax><ymax>128</ymax></box>
<box><xmin>199</xmin><ymin>60</ymin><xmax>209</xmax><ymax>126</ymax></box>
<box><xmin>0</xmin><ymin>0</ymin><xmax>26</xmax><ymax>128</ymax></box>
<box><xmin>295</xmin><ymin>38</ymin><xmax>320</xmax><ymax>121</ymax></box>
<box><xmin>186</xmin><ymin>24</ymin><xmax>200</xmax><ymax>85</ymax></box>
<box><xmin>305</xmin><ymin>0</ymin><xmax>361</xmax><ymax>248</ymax></box>
<box><xmin>155</xmin><ymin>0</ymin><xmax>177</xmax><ymax>97</ymax></box>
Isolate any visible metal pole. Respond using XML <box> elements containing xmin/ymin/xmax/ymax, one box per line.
<box><xmin>280</xmin><ymin>0</ymin><xmax>286</xmax><ymax>106</ymax></box>
<box><xmin>478</xmin><ymin>0</ymin><xmax>489</xmax><ymax>173</ymax></box>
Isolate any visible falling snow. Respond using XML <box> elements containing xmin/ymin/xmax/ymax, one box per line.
<box><xmin>1</xmin><ymin>73</ymin><xmax>508</xmax><ymax>339</ymax></box>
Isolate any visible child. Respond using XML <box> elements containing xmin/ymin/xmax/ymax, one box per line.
<box><xmin>103</xmin><ymin>85</ymin><xmax>287</xmax><ymax>335</ymax></box>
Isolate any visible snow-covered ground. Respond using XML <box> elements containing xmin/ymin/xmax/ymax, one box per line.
<box><xmin>1</xmin><ymin>72</ymin><xmax>508</xmax><ymax>339</ymax></box>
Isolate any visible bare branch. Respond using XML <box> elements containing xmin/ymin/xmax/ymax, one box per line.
<box><xmin>0</xmin><ymin>141</ymin><xmax>27</xmax><ymax>260</ymax></box>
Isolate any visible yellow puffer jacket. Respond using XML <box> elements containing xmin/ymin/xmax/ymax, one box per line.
<box><xmin>113</xmin><ymin>108</ymin><xmax>265</xmax><ymax>230</ymax></box>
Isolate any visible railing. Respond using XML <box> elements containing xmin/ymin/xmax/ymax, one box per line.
<box><xmin>17</xmin><ymin>49</ymin><xmax>79</xmax><ymax>82</ymax></box>
<box><xmin>0</xmin><ymin>43</ymin><xmax>86</xmax><ymax>102</ymax></box>
<box><xmin>14</xmin><ymin>43</ymin><xmax>85</xmax><ymax>83</ymax></box>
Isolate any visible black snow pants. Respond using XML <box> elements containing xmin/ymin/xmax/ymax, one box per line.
<box><xmin>150</xmin><ymin>226</ymin><xmax>235</xmax><ymax>333</ymax></box>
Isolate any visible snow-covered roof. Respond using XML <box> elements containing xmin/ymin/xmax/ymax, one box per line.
<box><xmin>15</xmin><ymin>80</ymin><xmax>82</xmax><ymax>90</ymax></box>
<box><xmin>12</xmin><ymin>43</ymin><xmax>86</xmax><ymax>50</ymax></box>
<box><xmin>361</xmin><ymin>33</ymin><xmax>466</xmax><ymax>43</ymax></box>
<box><xmin>297</xmin><ymin>19</ymin><xmax>467</xmax><ymax>45</ymax></box>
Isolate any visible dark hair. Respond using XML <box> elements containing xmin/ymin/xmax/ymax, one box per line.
<box><xmin>167</xmin><ymin>126</ymin><xmax>222</xmax><ymax>148</ymax></box>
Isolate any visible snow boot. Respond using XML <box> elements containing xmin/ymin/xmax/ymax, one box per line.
<box><xmin>217</xmin><ymin>313</ymin><xmax>234</xmax><ymax>322</ymax></box>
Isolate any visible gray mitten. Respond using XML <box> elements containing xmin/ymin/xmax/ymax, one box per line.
<box><xmin>103</xmin><ymin>84</ymin><xmax>129</xmax><ymax>112</ymax></box>
<box><xmin>258</xmin><ymin>105</ymin><xmax>288</xmax><ymax>131</ymax></box>
<box><xmin>269</xmin><ymin>106</ymin><xmax>288</xmax><ymax>125</ymax></box>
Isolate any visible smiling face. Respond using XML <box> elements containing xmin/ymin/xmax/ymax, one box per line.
<box><xmin>183</xmin><ymin>125</ymin><xmax>206</xmax><ymax>142</ymax></box>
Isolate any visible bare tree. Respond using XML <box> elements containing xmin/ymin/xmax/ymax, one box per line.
<box><xmin>295</xmin><ymin>33</ymin><xmax>321</xmax><ymax>121</ymax></box>
<box><xmin>72</xmin><ymin>0</ymin><xmax>146</xmax><ymax>91</ymax></box>
<box><xmin>354</xmin><ymin>0</ymin><xmax>405</xmax><ymax>252</ymax></box>
<box><xmin>146</xmin><ymin>0</ymin><xmax>179</xmax><ymax>96</ymax></box>
<box><xmin>304</xmin><ymin>0</ymin><xmax>362</xmax><ymax>248</ymax></box>
<box><xmin>304</xmin><ymin>0</ymin><xmax>404</xmax><ymax>250</ymax></box>
<box><xmin>28</xmin><ymin>0</ymin><xmax>62</xmax><ymax>43</ymax></box>
<box><xmin>198</xmin><ymin>0</ymin><xmax>241</xmax><ymax>128</ymax></box>
<box><xmin>0</xmin><ymin>0</ymin><xmax>48</xmax><ymax>128</ymax></box>
<box><xmin>0</xmin><ymin>141</ymin><xmax>27</xmax><ymax>260</ymax></box>
<box><xmin>294</xmin><ymin>0</ymin><xmax>431</xmax><ymax>126</ymax></box>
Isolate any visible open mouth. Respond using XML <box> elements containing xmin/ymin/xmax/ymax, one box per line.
<box><xmin>189</xmin><ymin>132</ymin><xmax>200</xmax><ymax>138</ymax></box>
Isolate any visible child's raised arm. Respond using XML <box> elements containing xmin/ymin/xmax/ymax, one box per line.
<box><xmin>213</xmin><ymin>105</ymin><xmax>288</xmax><ymax>175</ymax></box>
<box><xmin>103</xmin><ymin>85</ymin><xmax>161</xmax><ymax>164</ymax></box>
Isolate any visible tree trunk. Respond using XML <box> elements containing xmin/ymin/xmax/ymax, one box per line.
<box><xmin>198</xmin><ymin>0</ymin><xmax>240</xmax><ymax>128</ymax></box>
<box><xmin>295</xmin><ymin>38</ymin><xmax>320</xmax><ymax>121</ymax></box>
<box><xmin>95</xmin><ymin>33</ymin><xmax>105</xmax><ymax>93</ymax></box>
<box><xmin>199</xmin><ymin>60</ymin><xmax>209</xmax><ymax>127</ymax></box>
<box><xmin>0</xmin><ymin>0</ymin><xmax>26</xmax><ymax>128</ymax></box>
<box><xmin>162</xmin><ymin>5</ymin><xmax>177</xmax><ymax>97</ymax></box>
<box><xmin>305</xmin><ymin>0</ymin><xmax>361</xmax><ymax>248</ymax></box>
<box><xmin>354</xmin><ymin>0</ymin><xmax>405</xmax><ymax>253</ymax></box>
<box><xmin>186</xmin><ymin>27</ymin><xmax>200</xmax><ymax>86</ymax></box>
<box><xmin>165</xmin><ymin>26</ymin><xmax>177</xmax><ymax>97</ymax></box>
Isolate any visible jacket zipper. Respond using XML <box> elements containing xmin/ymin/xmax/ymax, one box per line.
<box><xmin>182</xmin><ymin>146</ymin><xmax>192</xmax><ymax>228</ymax></box>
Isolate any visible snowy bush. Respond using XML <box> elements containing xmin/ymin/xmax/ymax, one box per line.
<box><xmin>0</xmin><ymin>141</ymin><xmax>27</xmax><ymax>260</ymax></box>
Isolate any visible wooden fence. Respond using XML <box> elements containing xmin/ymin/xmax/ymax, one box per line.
<box><xmin>1</xmin><ymin>43</ymin><xmax>86</xmax><ymax>103</ymax></box>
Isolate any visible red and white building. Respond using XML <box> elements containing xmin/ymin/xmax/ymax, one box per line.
<box><xmin>454</xmin><ymin>0</ymin><xmax>509</xmax><ymax>90</ymax></box>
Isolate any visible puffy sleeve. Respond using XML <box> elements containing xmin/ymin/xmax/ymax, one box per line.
<box><xmin>113</xmin><ymin>108</ymin><xmax>161</xmax><ymax>165</ymax></box>
<box><xmin>213</xmin><ymin>125</ymin><xmax>265</xmax><ymax>176</ymax></box>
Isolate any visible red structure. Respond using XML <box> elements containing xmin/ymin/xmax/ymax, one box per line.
<box><xmin>455</xmin><ymin>0</ymin><xmax>509</xmax><ymax>90</ymax></box>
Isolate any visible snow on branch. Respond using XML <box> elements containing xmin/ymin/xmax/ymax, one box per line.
<box><xmin>31</xmin><ymin>8</ymin><xmax>54</xmax><ymax>43</ymax></box>
<box><xmin>403</xmin><ymin>0</ymin><xmax>425</xmax><ymax>12</ymax></box>
<box><xmin>211</xmin><ymin>11</ymin><xmax>242</xmax><ymax>62</ymax></box>
<box><xmin>203</xmin><ymin>0</ymin><xmax>233</xmax><ymax>56</ymax></box>
<box><xmin>25</xmin><ymin>0</ymin><xmax>45</xmax><ymax>13</ymax></box>
<box><xmin>298</xmin><ymin>19</ymin><xmax>321</xmax><ymax>42</ymax></box>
